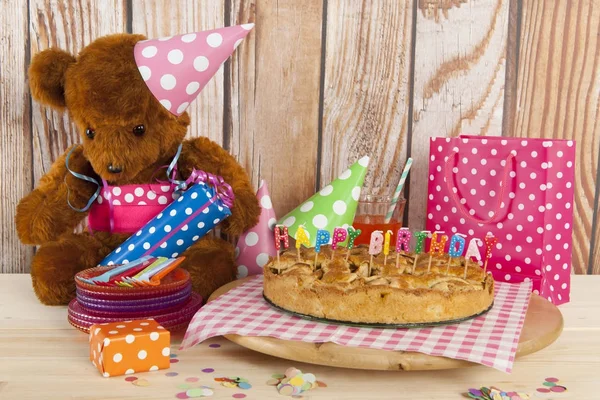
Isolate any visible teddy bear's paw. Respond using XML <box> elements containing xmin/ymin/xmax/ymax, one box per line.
<box><xmin>181</xmin><ymin>237</ymin><xmax>237</xmax><ymax>300</ymax></box>
<box><xmin>30</xmin><ymin>235</ymin><xmax>104</xmax><ymax>305</ymax></box>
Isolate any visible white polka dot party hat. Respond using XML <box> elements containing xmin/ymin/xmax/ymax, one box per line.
<box><xmin>235</xmin><ymin>180</ymin><xmax>278</xmax><ymax>278</ymax></box>
<box><xmin>134</xmin><ymin>24</ymin><xmax>254</xmax><ymax>116</ymax></box>
<box><xmin>277</xmin><ymin>156</ymin><xmax>369</xmax><ymax>246</ymax></box>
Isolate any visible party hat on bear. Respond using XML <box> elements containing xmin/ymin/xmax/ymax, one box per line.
<box><xmin>277</xmin><ymin>156</ymin><xmax>369</xmax><ymax>246</ymax></box>
<box><xmin>134</xmin><ymin>24</ymin><xmax>254</xmax><ymax>116</ymax></box>
<box><xmin>235</xmin><ymin>180</ymin><xmax>278</xmax><ymax>278</ymax></box>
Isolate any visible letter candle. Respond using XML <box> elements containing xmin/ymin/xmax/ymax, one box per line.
<box><xmin>331</xmin><ymin>227</ymin><xmax>348</xmax><ymax>260</ymax></box>
<box><xmin>395</xmin><ymin>228</ymin><xmax>412</xmax><ymax>271</ymax></box>
<box><xmin>447</xmin><ymin>233</ymin><xmax>467</xmax><ymax>275</ymax></box>
<box><xmin>383</xmin><ymin>230</ymin><xmax>393</xmax><ymax>265</ymax></box>
<box><xmin>368</xmin><ymin>230</ymin><xmax>384</xmax><ymax>276</ymax></box>
<box><xmin>412</xmin><ymin>231</ymin><xmax>430</xmax><ymax>273</ymax></box>
<box><xmin>314</xmin><ymin>229</ymin><xmax>331</xmax><ymax>266</ymax></box>
<box><xmin>345</xmin><ymin>226</ymin><xmax>362</xmax><ymax>261</ymax></box>
<box><xmin>428</xmin><ymin>231</ymin><xmax>448</xmax><ymax>274</ymax></box>
<box><xmin>483</xmin><ymin>234</ymin><xmax>498</xmax><ymax>275</ymax></box>
<box><xmin>295</xmin><ymin>225</ymin><xmax>311</xmax><ymax>262</ymax></box>
<box><xmin>274</xmin><ymin>225</ymin><xmax>290</xmax><ymax>263</ymax></box>
<box><xmin>465</xmin><ymin>238</ymin><xmax>483</xmax><ymax>277</ymax></box>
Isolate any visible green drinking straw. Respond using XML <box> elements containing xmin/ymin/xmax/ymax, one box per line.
<box><xmin>384</xmin><ymin>158</ymin><xmax>413</xmax><ymax>223</ymax></box>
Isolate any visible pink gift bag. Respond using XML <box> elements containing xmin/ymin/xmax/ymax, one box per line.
<box><xmin>426</xmin><ymin>135</ymin><xmax>576</xmax><ymax>305</ymax></box>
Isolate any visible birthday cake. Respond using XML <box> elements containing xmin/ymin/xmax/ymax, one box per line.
<box><xmin>263</xmin><ymin>245</ymin><xmax>494</xmax><ymax>325</ymax></box>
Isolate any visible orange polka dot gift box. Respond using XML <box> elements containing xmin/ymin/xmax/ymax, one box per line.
<box><xmin>89</xmin><ymin>319</ymin><xmax>170</xmax><ymax>377</ymax></box>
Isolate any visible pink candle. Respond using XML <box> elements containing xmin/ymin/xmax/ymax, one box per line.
<box><xmin>483</xmin><ymin>234</ymin><xmax>498</xmax><ymax>274</ymax></box>
<box><xmin>368</xmin><ymin>230</ymin><xmax>384</xmax><ymax>276</ymax></box>
<box><xmin>331</xmin><ymin>227</ymin><xmax>348</xmax><ymax>250</ymax></box>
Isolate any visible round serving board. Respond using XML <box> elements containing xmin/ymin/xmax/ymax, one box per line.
<box><xmin>208</xmin><ymin>277</ymin><xmax>563</xmax><ymax>371</ymax></box>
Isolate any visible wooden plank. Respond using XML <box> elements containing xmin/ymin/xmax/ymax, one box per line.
<box><xmin>593</xmin><ymin>164</ymin><xmax>600</xmax><ymax>273</ymax></box>
<box><xmin>226</xmin><ymin>0</ymin><xmax>323</xmax><ymax>217</ymax></box>
<box><xmin>0</xmin><ymin>2</ymin><xmax>33</xmax><ymax>273</ymax></box>
<box><xmin>29</xmin><ymin>0</ymin><xmax>128</xmax><ymax>184</ymax></box>
<box><xmin>511</xmin><ymin>0</ymin><xmax>600</xmax><ymax>275</ymax></box>
<box><xmin>408</xmin><ymin>0</ymin><xmax>510</xmax><ymax>230</ymax></box>
<box><xmin>320</xmin><ymin>0</ymin><xmax>414</xmax><ymax>199</ymax></box>
<box><xmin>131</xmin><ymin>0</ymin><xmax>224</xmax><ymax>145</ymax></box>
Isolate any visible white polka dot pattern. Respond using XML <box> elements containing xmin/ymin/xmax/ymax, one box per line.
<box><xmin>89</xmin><ymin>319</ymin><xmax>171</xmax><ymax>377</ymax></box>
<box><xmin>235</xmin><ymin>180</ymin><xmax>278</xmax><ymax>277</ymax></box>
<box><xmin>426</xmin><ymin>136</ymin><xmax>575</xmax><ymax>304</ymax></box>
<box><xmin>133</xmin><ymin>25</ymin><xmax>254</xmax><ymax>116</ymax></box>
<box><xmin>276</xmin><ymin>156</ymin><xmax>369</xmax><ymax>247</ymax></box>
<box><xmin>99</xmin><ymin>181</ymin><xmax>232</xmax><ymax>266</ymax></box>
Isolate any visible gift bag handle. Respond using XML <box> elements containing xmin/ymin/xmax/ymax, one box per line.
<box><xmin>444</xmin><ymin>150</ymin><xmax>515</xmax><ymax>224</ymax></box>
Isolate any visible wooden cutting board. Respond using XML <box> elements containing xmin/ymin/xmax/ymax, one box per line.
<box><xmin>208</xmin><ymin>277</ymin><xmax>563</xmax><ymax>371</ymax></box>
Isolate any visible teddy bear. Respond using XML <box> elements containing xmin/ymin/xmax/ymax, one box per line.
<box><xmin>16</xmin><ymin>28</ymin><xmax>260</xmax><ymax>305</ymax></box>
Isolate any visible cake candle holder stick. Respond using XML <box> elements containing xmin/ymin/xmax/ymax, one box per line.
<box><xmin>413</xmin><ymin>231</ymin><xmax>429</xmax><ymax>274</ymax></box>
<box><xmin>483</xmin><ymin>234</ymin><xmax>498</xmax><ymax>275</ymax></box>
<box><xmin>395</xmin><ymin>228</ymin><xmax>412</xmax><ymax>271</ymax></box>
<box><xmin>331</xmin><ymin>227</ymin><xmax>347</xmax><ymax>260</ymax></box>
<box><xmin>314</xmin><ymin>229</ymin><xmax>330</xmax><ymax>269</ymax></box>
<box><xmin>428</xmin><ymin>231</ymin><xmax>448</xmax><ymax>274</ymax></box>
<box><xmin>368</xmin><ymin>230</ymin><xmax>384</xmax><ymax>276</ymax></box>
<box><xmin>464</xmin><ymin>238</ymin><xmax>483</xmax><ymax>279</ymax></box>
<box><xmin>274</xmin><ymin>225</ymin><xmax>289</xmax><ymax>264</ymax></box>
<box><xmin>447</xmin><ymin>233</ymin><xmax>466</xmax><ymax>275</ymax></box>
<box><xmin>345</xmin><ymin>226</ymin><xmax>361</xmax><ymax>262</ymax></box>
<box><xmin>383</xmin><ymin>230</ymin><xmax>392</xmax><ymax>265</ymax></box>
<box><xmin>295</xmin><ymin>225</ymin><xmax>311</xmax><ymax>263</ymax></box>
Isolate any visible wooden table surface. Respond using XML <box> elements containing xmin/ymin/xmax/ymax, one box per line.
<box><xmin>1</xmin><ymin>275</ymin><xmax>599</xmax><ymax>399</ymax></box>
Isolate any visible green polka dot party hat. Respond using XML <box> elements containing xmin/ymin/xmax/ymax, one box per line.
<box><xmin>277</xmin><ymin>156</ymin><xmax>369</xmax><ymax>246</ymax></box>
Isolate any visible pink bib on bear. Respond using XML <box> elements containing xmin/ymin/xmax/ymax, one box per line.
<box><xmin>88</xmin><ymin>183</ymin><xmax>177</xmax><ymax>234</ymax></box>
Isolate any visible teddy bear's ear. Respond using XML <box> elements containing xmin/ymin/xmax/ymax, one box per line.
<box><xmin>28</xmin><ymin>48</ymin><xmax>76</xmax><ymax>111</ymax></box>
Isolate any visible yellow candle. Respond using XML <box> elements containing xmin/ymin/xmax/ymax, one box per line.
<box><xmin>383</xmin><ymin>230</ymin><xmax>393</xmax><ymax>256</ymax></box>
<box><xmin>295</xmin><ymin>225</ymin><xmax>311</xmax><ymax>248</ymax></box>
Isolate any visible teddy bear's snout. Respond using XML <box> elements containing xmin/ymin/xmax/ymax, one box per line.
<box><xmin>107</xmin><ymin>163</ymin><xmax>123</xmax><ymax>174</ymax></box>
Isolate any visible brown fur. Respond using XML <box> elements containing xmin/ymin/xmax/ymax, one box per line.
<box><xmin>17</xmin><ymin>34</ymin><xmax>260</xmax><ymax>305</ymax></box>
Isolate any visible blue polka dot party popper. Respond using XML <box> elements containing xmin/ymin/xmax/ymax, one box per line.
<box><xmin>99</xmin><ymin>170</ymin><xmax>234</xmax><ymax>266</ymax></box>
<box><xmin>277</xmin><ymin>156</ymin><xmax>369</xmax><ymax>247</ymax></box>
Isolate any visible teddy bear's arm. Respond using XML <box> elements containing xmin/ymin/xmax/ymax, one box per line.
<box><xmin>16</xmin><ymin>145</ymin><xmax>98</xmax><ymax>245</ymax></box>
<box><xmin>179</xmin><ymin>137</ymin><xmax>260</xmax><ymax>236</ymax></box>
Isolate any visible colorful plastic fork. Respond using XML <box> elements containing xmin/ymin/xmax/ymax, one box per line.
<box><xmin>77</xmin><ymin>256</ymin><xmax>152</xmax><ymax>285</ymax></box>
<box><xmin>144</xmin><ymin>257</ymin><xmax>185</xmax><ymax>286</ymax></box>
<box><xmin>123</xmin><ymin>257</ymin><xmax>176</xmax><ymax>287</ymax></box>
<box><xmin>99</xmin><ymin>257</ymin><xmax>158</xmax><ymax>287</ymax></box>
<box><xmin>116</xmin><ymin>257</ymin><xmax>169</xmax><ymax>287</ymax></box>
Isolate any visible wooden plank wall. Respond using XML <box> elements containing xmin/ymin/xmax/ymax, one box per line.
<box><xmin>1</xmin><ymin>0</ymin><xmax>598</xmax><ymax>275</ymax></box>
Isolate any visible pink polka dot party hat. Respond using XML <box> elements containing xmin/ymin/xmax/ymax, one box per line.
<box><xmin>134</xmin><ymin>24</ymin><xmax>254</xmax><ymax>116</ymax></box>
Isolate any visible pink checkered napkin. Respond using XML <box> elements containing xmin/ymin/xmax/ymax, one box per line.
<box><xmin>181</xmin><ymin>276</ymin><xmax>532</xmax><ymax>373</ymax></box>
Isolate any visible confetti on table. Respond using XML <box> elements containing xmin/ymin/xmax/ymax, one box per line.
<box><xmin>269</xmin><ymin>368</ymin><xmax>321</xmax><ymax>397</ymax></box>
<box><xmin>186</xmin><ymin>388</ymin><xmax>214</xmax><ymax>397</ymax></box>
<box><xmin>186</xmin><ymin>377</ymin><xmax>200</xmax><ymax>383</ymax></box>
<box><xmin>215</xmin><ymin>377</ymin><xmax>252</xmax><ymax>390</ymax></box>
<box><xmin>534</xmin><ymin>378</ymin><xmax>567</xmax><ymax>397</ymax></box>
<box><xmin>176</xmin><ymin>392</ymin><xmax>190</xmax><ymax>399</ymax></box>
<box><xmin>170</xmin><ymin>353</ymin><xmax>178</xmax><ymax>358</ymax></box>
<box><xmin>208</xmin><ymin>343</ymin><xmax>221</xmax><ymax>348</ymax></box>
<box><xmin>232</xmin><ymin>394</ymin><xmax>246</xmax><ymax>399</ymax></box>
<box><xmin>171</xmin><ymin>358</ymin><xmax>180</xmax><ymax>363</ymax></box>
<box><xmin>132</xmin><ymin>379</ymin><xmax>151</xmax><ymax>387</ymax></box>
<box><xmin>166</xmin><ymin>372</ymin><xmax>179</xmax><ymax>377</ymax></box>
<box><xmin>202</xmin><ymin>368</ymin><xmax>215</xmax><ymax>373</ymax></box>
<box><xmin>467</xmin><ymin>386</ymin><xmax>530</xmax><ymax>400</ymax></box>
<box><xmin>125</xmin><ymin>376</ymin><xmax>138</xmax><ymax>382</ymax></box>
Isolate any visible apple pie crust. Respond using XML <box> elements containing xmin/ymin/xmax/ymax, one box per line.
<box><xmin>263</xmin><ymin>245</ymin><xmax>494</xmax><ymax>325</ymax></box>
